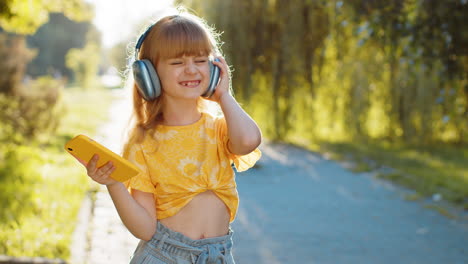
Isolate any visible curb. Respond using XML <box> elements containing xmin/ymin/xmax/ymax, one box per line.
<box><xmin>0</xmin><ymin>255</ymin><xmax>66</xmax><ymax>264</ymax></box>
<box><xmin>70</xmin><ymin>191</ymin><xmax>94</xmax><ymax>264</ymax></box>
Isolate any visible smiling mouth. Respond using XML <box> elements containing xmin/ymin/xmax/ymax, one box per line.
<box><xmin>180</xmin><ymin>81</ymin><xmax>201</xmax><ymax>87</ymax></box>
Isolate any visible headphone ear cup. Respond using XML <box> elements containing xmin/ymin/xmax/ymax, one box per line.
<box><xmin>202</xmin><ymin>59</ymin><xmax>220</xmax><ymax>98</ymax></box>
<box><xmin>132</xmin><ymin>59</ymin><xmax>161</xmax><ymax>100</ymax></box>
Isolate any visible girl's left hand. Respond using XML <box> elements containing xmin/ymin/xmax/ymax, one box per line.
<box><xmin>207</xmin><ymin>56</ymin><xmax>231</xmax><ymax>103</ymax></box>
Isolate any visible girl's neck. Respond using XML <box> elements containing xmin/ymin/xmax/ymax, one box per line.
<box><xmin>161</xmin><ymin>98</ymin><xmax>201</xmax><ymax>126</ymax></box>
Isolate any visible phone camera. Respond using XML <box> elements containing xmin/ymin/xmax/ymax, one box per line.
<box><xmin>68</xmin><ymin>148</ymin><xmax>73</xmax><ymax>151</ymax></box>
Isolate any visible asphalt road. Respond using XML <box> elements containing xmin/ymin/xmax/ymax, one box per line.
<box><xmin>231</xmin><ymin>143</ymin><xmax>468</xmax><ymax>264</ymax></box>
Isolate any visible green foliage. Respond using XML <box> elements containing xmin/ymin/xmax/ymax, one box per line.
<box><xmin>0</xmin><ymin>1</ymin><xmax>110</xmax><ymax>258</ymax></box>
<box><xmin>106</xmin><ymin>40</ymin><xmax>130</xmax><ymax>73</ymax></box>
<box><xmin>0</xmin><ymin>0</ymin><xmax>94</xmax><ymax>35</ymax></box>
<box><xmin>0</xmin><ymin>33</ymin><xmax>36</xmax><ymax>95</ymax></box>
<box><xmin>0</xmin><ymin>88</ymin><xmax>116</xmax><ymax>259</ymax></box>
<box><xmin>66</xmin><ymin>42</ymin><xmax>101</xmax><ymax>89</ymax></box>
<box><xmin>0</xmin><ymin>76</ymin><xmax>64</xmax><ymax>142</ymax></box>
<box><xmin>0</xmin><ymin>144</ymin><xmax>89</xmax><ymax>259</ymax></box>
<box><xmin>58</xmin><ymin>87</ymin><xmax>117</xmax><ymax>136</ymax></box>
<box><xmin>0</xmin><ymin>145</ymin><xmax>41</xmax><ymax>223</ymax></box>
<box><xmin>0</xmin><ymin>32</ymin><xmax>67</xmax><ymax>143</ymax></box>
<box><xmin>182</xmin><ymin>0</ymin><xmax>468</xmax><ymax>144</ymax></box>
<box><xmin>26</xmin><ymin>12</ymin><xmax>101</xmax><ymax>79</ymax></box>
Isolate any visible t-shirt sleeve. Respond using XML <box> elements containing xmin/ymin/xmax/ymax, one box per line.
<box><xmin>123</xmin><ymin>143</ymin><xmax>156</xmax><ymax>193</ymax></box>
<box><xmin>215</xmin><ymin>117</ymin><xmax>262</xmax><ymax>172</ymax></box>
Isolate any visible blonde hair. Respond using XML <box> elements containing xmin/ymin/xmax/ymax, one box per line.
<box><xmin>123</xmin><ymin>8</ymin><xmax>223</xmax><ymax>157</ymax></box>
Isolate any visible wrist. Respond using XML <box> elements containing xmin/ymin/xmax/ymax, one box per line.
<box><xmin>106</xmin><ymin>181</ymin><xmax>122</xmax><ymax>190</ymax></box>
<box><xmin>219</xmin><ymin>92</ymin><xmax>233</xmax><ymax>105</ymax></box>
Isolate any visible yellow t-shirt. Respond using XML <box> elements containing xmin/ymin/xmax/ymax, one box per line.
<box><xmin>124</xmin><ymin>112</ymin><xmax>261</xmax><ymax>222</ymax></box>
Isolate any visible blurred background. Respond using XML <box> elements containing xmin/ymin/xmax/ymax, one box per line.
<box><xmin>0</xmin><ymin>0</ymin><xmax>466</xmax><ymax>262</ymax></box>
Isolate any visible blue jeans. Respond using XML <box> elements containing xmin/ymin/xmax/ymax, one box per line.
<box><xmin>130</xmin><ymin>222</ymin><xmax>235</xmax><ymax>264</ymax></box>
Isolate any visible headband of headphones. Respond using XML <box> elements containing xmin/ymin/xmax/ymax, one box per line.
<box><xmin>134</xmin><ymin>27</ymin><xmax>152</xmax><ymax>60</ymax></box>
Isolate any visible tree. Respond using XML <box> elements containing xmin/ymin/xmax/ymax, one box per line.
<box><xmin>26</xmin><ymin>12</ymin><xmax>101</xmax><ymax>79</ymax></box>
<box><xmin>180</xmin><ymin>0</ymin><xmax>467</xmax><ymax>144</ymax></box>
<box><xmin>66</xmin><ymin>42</ymin><xmax>100</xmax><ymax>89</ymax></box>
<box><xmin>0</xmin><ymin>0</ymin><xmax>96</xmax><ymax>142</ymax></box>
<box><xmin>0</xmin><ymin>0</ymin><xmax>93</xmax><ymax>34</ymax></box>
<box><xmin>0</xmin><ymin>33</ymin><xmax>36</xmax><ymax>95</ymax></box>
<box><xmin>106</xmin><ymin>40</ymin><xmax>131</xmax><ymax>73</ymax></box>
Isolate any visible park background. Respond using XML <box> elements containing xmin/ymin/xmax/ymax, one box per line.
<box><xmin>0</xmin><ymin>0</ymin><xmax>467</xmax><ymax>261</ymax></box>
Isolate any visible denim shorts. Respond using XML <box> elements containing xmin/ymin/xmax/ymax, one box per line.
<box><xmin>129</xmin><ymin>222</ymin><xmax>235</xmax><ymax>264</ymax></box>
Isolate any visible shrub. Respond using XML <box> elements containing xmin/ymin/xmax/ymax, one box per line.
<box><xmin>0</xmin><ymin>33</ymin><xmax>36</xmax><ymax>95</ymax></box>
<box><xmin>0</xmin><ymin>76</ymin><xmax>64</xmax><ymax>143</ymax></box>
<box><xmin>65</xmin><ymin>42</ymin><xmax>100</xmax><ymax>89</ymax></box>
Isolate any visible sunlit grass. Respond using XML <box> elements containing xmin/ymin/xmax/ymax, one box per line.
<box><xmin>0</xmin><ymin>148</ymin><xmax>88</xmax><ymax>258</ymax></box>
<box><xmin>315</xmin><ymin>140</ymin><xmax>468</xmax><ymax>210</ymax></box>
<box><xmin>59</xmin><ymin>86</ymin><xmax>116</xmax><ymax>138</ymax></box>
<box><xmin>0</xmin><ymin>86</ymin><xmax>116</xmax><ymax>259</ymax></box>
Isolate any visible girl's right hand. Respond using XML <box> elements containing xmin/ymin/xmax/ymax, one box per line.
<box><xmin>84</xmin><ymin>154</ymin><xmax>118</xmax><ymax>186</ymax></box>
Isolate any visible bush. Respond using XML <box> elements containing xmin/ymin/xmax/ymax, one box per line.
<box><xmin>0</xmin><ymin>33</ymin><xmax>36</xmax><ymax>95</ymax></box>
<box><xmin>0</xmin><ymin>145</ymin><xmax>42</xmax><ymax>223</ymax></box>
<box><xmin>65</xmin><ymin>42</ymin><xmax>100</xmax><ymax>89</ymax></box>
<box><xmin>0</xmin><ymin>87</ymin><xmax>117</xmax><ymax>259</ymax></box>
<box><xmin>0</xmin><ymin>76</ymin><xmax>64</xmax><ymax>143</ymax></box>
<box><xmin>0</xmin><ymin>141</ymin><xmax>90</xmax><ymax>259</ymax></box>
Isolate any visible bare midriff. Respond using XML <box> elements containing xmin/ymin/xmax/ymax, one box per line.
<box><xmin>159</xmin><ymin>190</ymin><xmax>230</xmax><ymax>240</ymax></box>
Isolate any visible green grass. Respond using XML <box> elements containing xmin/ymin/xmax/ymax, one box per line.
<box><xmin>0</xmin><ymin>87</ymin><xmax>116</xmax><ymax>259</ymax></box>
<box><xmin>314</xmin><ymin>140</ymin><xmax>468</xmax><ymax>210</ymax></box>
<box><xmin>59</xmin><ymin>87</ymin><xmax>117</xmax><ymax>138</ymax></box>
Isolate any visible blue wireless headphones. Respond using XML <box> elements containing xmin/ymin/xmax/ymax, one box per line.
<box><xmin>132</xmin><ymin>20</ymin><xmax>220</xmax><ymax>101</ymax></box>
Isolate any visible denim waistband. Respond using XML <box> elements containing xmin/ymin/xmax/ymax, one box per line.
<box><xmin>145</xmin><ymin>222</ymin><xmax>233</xmax><ymax>263</ymax></box>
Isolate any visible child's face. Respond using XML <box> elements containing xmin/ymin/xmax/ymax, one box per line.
<box><xmin>156</xmin><ymin>55</ymin><xmax>211</xmax><ymax>100</ymax></box>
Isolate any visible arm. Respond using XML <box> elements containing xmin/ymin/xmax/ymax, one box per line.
<box><xmin>212</xmin><ymin>57</ymin><xmax>262</xmax><ymax>155</ymax></box>
<box><xmin>107</xmin><ymin>184</ymin><xmax>156</xmax><ymax>241</ymax></box>
<box><xmin>86</xmin><ymin>155</ymin><xmax>157</xmax><ymax>241</ymax></box>
<box><xmin>220</xmin><ymin>94</ymin><xmax>262</xmax><ymax>155</ymax></box>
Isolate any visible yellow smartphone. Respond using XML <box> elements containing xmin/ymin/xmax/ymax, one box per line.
<box><xmin>64</xmin><ymin>134</ymin><xmax>140</xmax><ymax>182</ymax></box>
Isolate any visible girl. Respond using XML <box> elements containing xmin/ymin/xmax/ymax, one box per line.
<box><xmin>83</xmin><ymin>7</ymin><xmax>262</xmax><ymax>264</ymax></box>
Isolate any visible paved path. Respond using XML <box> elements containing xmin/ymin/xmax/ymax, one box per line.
<box><xmin>85</xmin><ymin>190</ymin><xmax>138</xmax><ymax>264</ymax></box>
<box><xmin>231</xmin><ymin>143</ymin><xmax>468</xmax><ymax>263</ymax></box>
<box><xmin>73</xmin><ymin>89</ymin><xmax>468</xmax><ymax>263</ymax></box>
<box><xmin>71</xmin><ymin>89</ymin><xmax>139</xmax><ymax>264</ymax></box>
<box><xmin>88</xmin><ymin>89</ymin><xmax>139</xmax><ymax>264</ymax></box>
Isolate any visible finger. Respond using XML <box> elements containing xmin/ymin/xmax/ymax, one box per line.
<box><xmin>86</xmin><ymin>154</ymin><xmax>99</xmax><ymax>175</ymax></box>
<box><xmin>100</xmin><ymin>161</ymin><xmax>115</xmax><ymax>175</ymax></box>
<box><xmin>95</xmin><ymin>166</ymin><xmax>116</xmax><ymax>184</ymax></box>
<box><xmin>212</xmin><ymin>56</ymin><xmax>223</xmax><ymax>67</ymax></box>
<box><xmin>214</xmin><ymin>57</ymin><xmax>227</xmax><ymax>69</ymax></box>
<box><xmin>215</xmin><ymin>56</ymin><xmax>226</xmax><ymax>64</ymax></box>
<box><xmin>102</xmin><ymin>167</ymin><xmax>116</xmax><ymax>181</ymax></box>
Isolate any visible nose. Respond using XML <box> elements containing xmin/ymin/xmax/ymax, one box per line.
<box><xmin>184</xmin><ymin>61</ymin><xmax>197</xmax><ymax>74</ymax></box>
